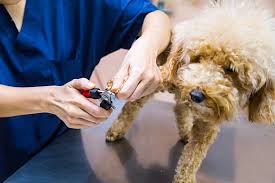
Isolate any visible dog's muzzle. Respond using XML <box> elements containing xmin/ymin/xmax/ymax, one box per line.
<box><xmin>190</xmin><ymin>89</ymin><xmax>206</xmax><ymax>103</ymax></box>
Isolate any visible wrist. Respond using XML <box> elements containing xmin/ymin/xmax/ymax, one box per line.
<box><xmin>0</xmin><ymin>85</ymin><xmax>59</xmax><ymax>117</ymax></box>
<box><xmin>135</xmin><ymin>36</ymin><xmax>159</xmax><ymax>58</ymax></box>
<box><xmin>36</xmin><ymin>86</ymin><xmax>58</xmax><ymax>114</ymax></box>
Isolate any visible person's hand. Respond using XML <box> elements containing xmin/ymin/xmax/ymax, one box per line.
<box><xmin>46</xmin><ymin>78</ymin><xmax>111</xmax><ymax>129</ymax></box>
<box><xmin>111</xmin><ymin>38</ymin><xmax>162</xmax><ymax>101</ymax></box>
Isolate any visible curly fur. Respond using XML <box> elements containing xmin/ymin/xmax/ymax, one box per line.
<box><xmin>106</xmin><ymin>1</ymin><xmax>275</xmax><ymax>183</ymax></box>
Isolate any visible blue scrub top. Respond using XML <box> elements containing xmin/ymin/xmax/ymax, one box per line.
<box><xmin>0</xmin><ymin>0</ymin><xmax>157</xmax><ymax>181</ymax></box>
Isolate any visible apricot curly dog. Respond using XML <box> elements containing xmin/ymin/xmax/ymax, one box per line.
<box><xmin>106</xmin><ymin>1</ymin><xmax>275</xmax><ymax>183</ymax></box>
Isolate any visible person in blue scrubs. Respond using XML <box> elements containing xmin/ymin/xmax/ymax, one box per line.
<box><xmin>0</xmin><ymin>0</ymin><xmax>171</xmax><ymax>181</ymax></box>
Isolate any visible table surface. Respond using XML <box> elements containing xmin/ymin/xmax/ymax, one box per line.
<box><xmin>5</xmin><ymin>99</ymin><xmax>275</xmax><ymax>183</ymax></box>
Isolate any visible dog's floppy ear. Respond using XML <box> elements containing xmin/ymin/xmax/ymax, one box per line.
<box><xmin>161</xmin><ymin>43</ymin><xmax>187</xmax><ymax>84</ymax></box>
<box><xmin>158</xmin><ymin>42</ymin><xmax>186</xmax><ymax>93</ymax></box>
<box><xmin>249</xmin><ymin>79</ymin><xmax>275</xmax><ymax>124</ymax></box>
<box><xmin>157</xmin><ymin>42</ymin><xmax>171</xmax><ymax>66</ymax></box>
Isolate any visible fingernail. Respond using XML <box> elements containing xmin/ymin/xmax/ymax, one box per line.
<box><xmin>111</xmin><ymin>88</ymin><xmax>119</xmax><ymax>93</ymax></box>
<box><xmin>111</xmin><ymin>82</ymin><xmax>118</xmax><ymax>89</ymax></box>
<box><xmin>112</xmin><ymin>80</ymin><xmax>122</xmax><ymax>89</ymax></box>
<box><xmin>89</xmin><ymin>82</ymin><xmax>96</xmax><ymax>88</ymax></box>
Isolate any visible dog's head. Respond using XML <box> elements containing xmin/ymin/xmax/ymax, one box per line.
<box><xmin>162</xmin><ymin>0</ymin><xmax>275</xmax><ymax>124</ymax></box>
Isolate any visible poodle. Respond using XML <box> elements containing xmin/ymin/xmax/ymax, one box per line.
<box><xmin>106</xmin><ymin>1</ymin><xmax>275</xmax><ymax>182</ymax></box>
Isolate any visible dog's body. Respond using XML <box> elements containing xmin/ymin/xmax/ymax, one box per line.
<box><xmin>106</xmin><ymin>1</ymin><xmax>275</xmax><ymax>183</ymax></box>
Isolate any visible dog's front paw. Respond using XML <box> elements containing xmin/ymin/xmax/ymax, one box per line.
<box><xmin>105</xmin><ymin>129</ymin><xmax>124</xmax><ymax>142</ymax></box>
<box><xmin>173</xmin><ymin>179</ymin><xmax>196</xmax><ymax>183</ymax></box>
<box><xmin>173</xmin><ymin>175</ymin><xmax>196</xmax><ymax>183</ymax></box>
<box><xmin>179</xmin><ymin>134</ymin><xmax>190</xmax><ymax>145</ymax></box>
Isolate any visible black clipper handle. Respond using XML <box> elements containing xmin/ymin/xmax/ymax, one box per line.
<box><xmin>81</xmin><ymin>88</ymin><xmax>113</xmax><ymax>110</ymax></box>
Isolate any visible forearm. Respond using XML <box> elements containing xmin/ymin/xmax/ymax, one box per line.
<box><xmin>139</xmin><ymin>10</ymin><xmax>171</xmax><ymax>56</ymax></box>
<box><xmin>0</xmin><ymin>85</ymin><xmax>51</xmax><ymax>117</ymax></box>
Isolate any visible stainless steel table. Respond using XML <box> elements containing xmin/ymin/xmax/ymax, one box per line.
<box><xmin>5</xmin><ymin>99</ymin><xmax>275</xmax><ymax>183</ymax></box>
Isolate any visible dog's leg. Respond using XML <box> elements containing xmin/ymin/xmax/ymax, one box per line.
<box><xmin>173</xmin><ymin>122</ymin><xmax>220</xmax><ymax>183</ymax></box>
<box><xmin>106</xmin><ymin>94</ymin><xmax>153</xmax><ymax>142</ymax></box>
<box><xmin>174</xmin><ymin>103</ymin><xmax>193</xmax><ymax>143</ymax></box>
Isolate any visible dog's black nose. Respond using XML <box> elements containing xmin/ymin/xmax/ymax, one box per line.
<box><xmin>190</xmin><ymin>89</ymin><xmax>206</xmax><ymax>103</ymax></box>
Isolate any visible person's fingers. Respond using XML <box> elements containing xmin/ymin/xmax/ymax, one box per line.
<box><xmin>73</xmin><ymin>118</ymin><xmax>99</xmax><ymax>127</ymax></box>
<box><xmin>128</xmin><ymin>79</ymin><xmax>158</xmax><ymax>101</ymax></box>
<box><xmin>142</xmin><ymin>68</ymin><xmax>162</xmax><ymax>96</ymax></box>
<box><xmin>69</xmin><ymin>107</ymin><xmax>104</xmax><ymax>124</ymax></box>
<box><xmin>116</xmin><ymin>70</ymin><xmax>142</xmax><ymax>100</ymax></box>
<box><xmin>111</xmin><ymin>63</ymin><xmax>129</xmax><ymax>93</ymax></box>
<box><xmin>156</xmin><ymin>66</ymin><xmax>163</xmax><ymax>84</ymax></box>
<box><xmin>69</xmin><ymin>78</ymin><xmax>95</xmax><ymax>90</ymax></box>
<box><xmin>128</xmin><ymin>81</ymin><xmax>148</xmax><ymax>101</ymax></box>
<box><xmin>72</xmin><ymin>125</ymin><xmax>90</xmax><ymax>129</ymax></box>
<box><xmin>59</xmin><ymin>116</ymin><xmax>96</xmax><ymax>129</ymax></box>
<box><xmin>141</xmin><ymin>85</ymin><xmax>158</xmax><ymax>98</ymax></box>
<box><xmin>129</xmin><ymin>69</ymin><xmax>161</xmax><ymax>101</ymax></box>
<box><xmin>60</xmin><ymin>104</ymin><xmax>105</xmax><ymax>124</ymax></box>
<box><xmin>87</xmin><ymin>98</ymin><xmax>101</xmax><ymax>106</ymax></box>
<box><xmin>69</xmin><ymin>123</ymin><xmax>95</xmax><ymax>129</ymax></box>
<box><xmin>87</xmin><ymin>98</ymin><xmax>114</xmax><ymax>112</ymax></box>
<box><xmin>77</xmin><ymin>97</ymin><xmax>112</xmax><ymax>118</ymax></box>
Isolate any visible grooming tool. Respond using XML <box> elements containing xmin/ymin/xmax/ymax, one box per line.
<box><xmin>81</xmin><ymin>88</ymin><xmax>116</xmax><ymax>110</ymax></box>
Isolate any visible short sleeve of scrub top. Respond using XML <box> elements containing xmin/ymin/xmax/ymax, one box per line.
<box><xmin>0</xmin><ymin>0</ymin><xmax>157</xmax><ymax>181</ymax></box>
